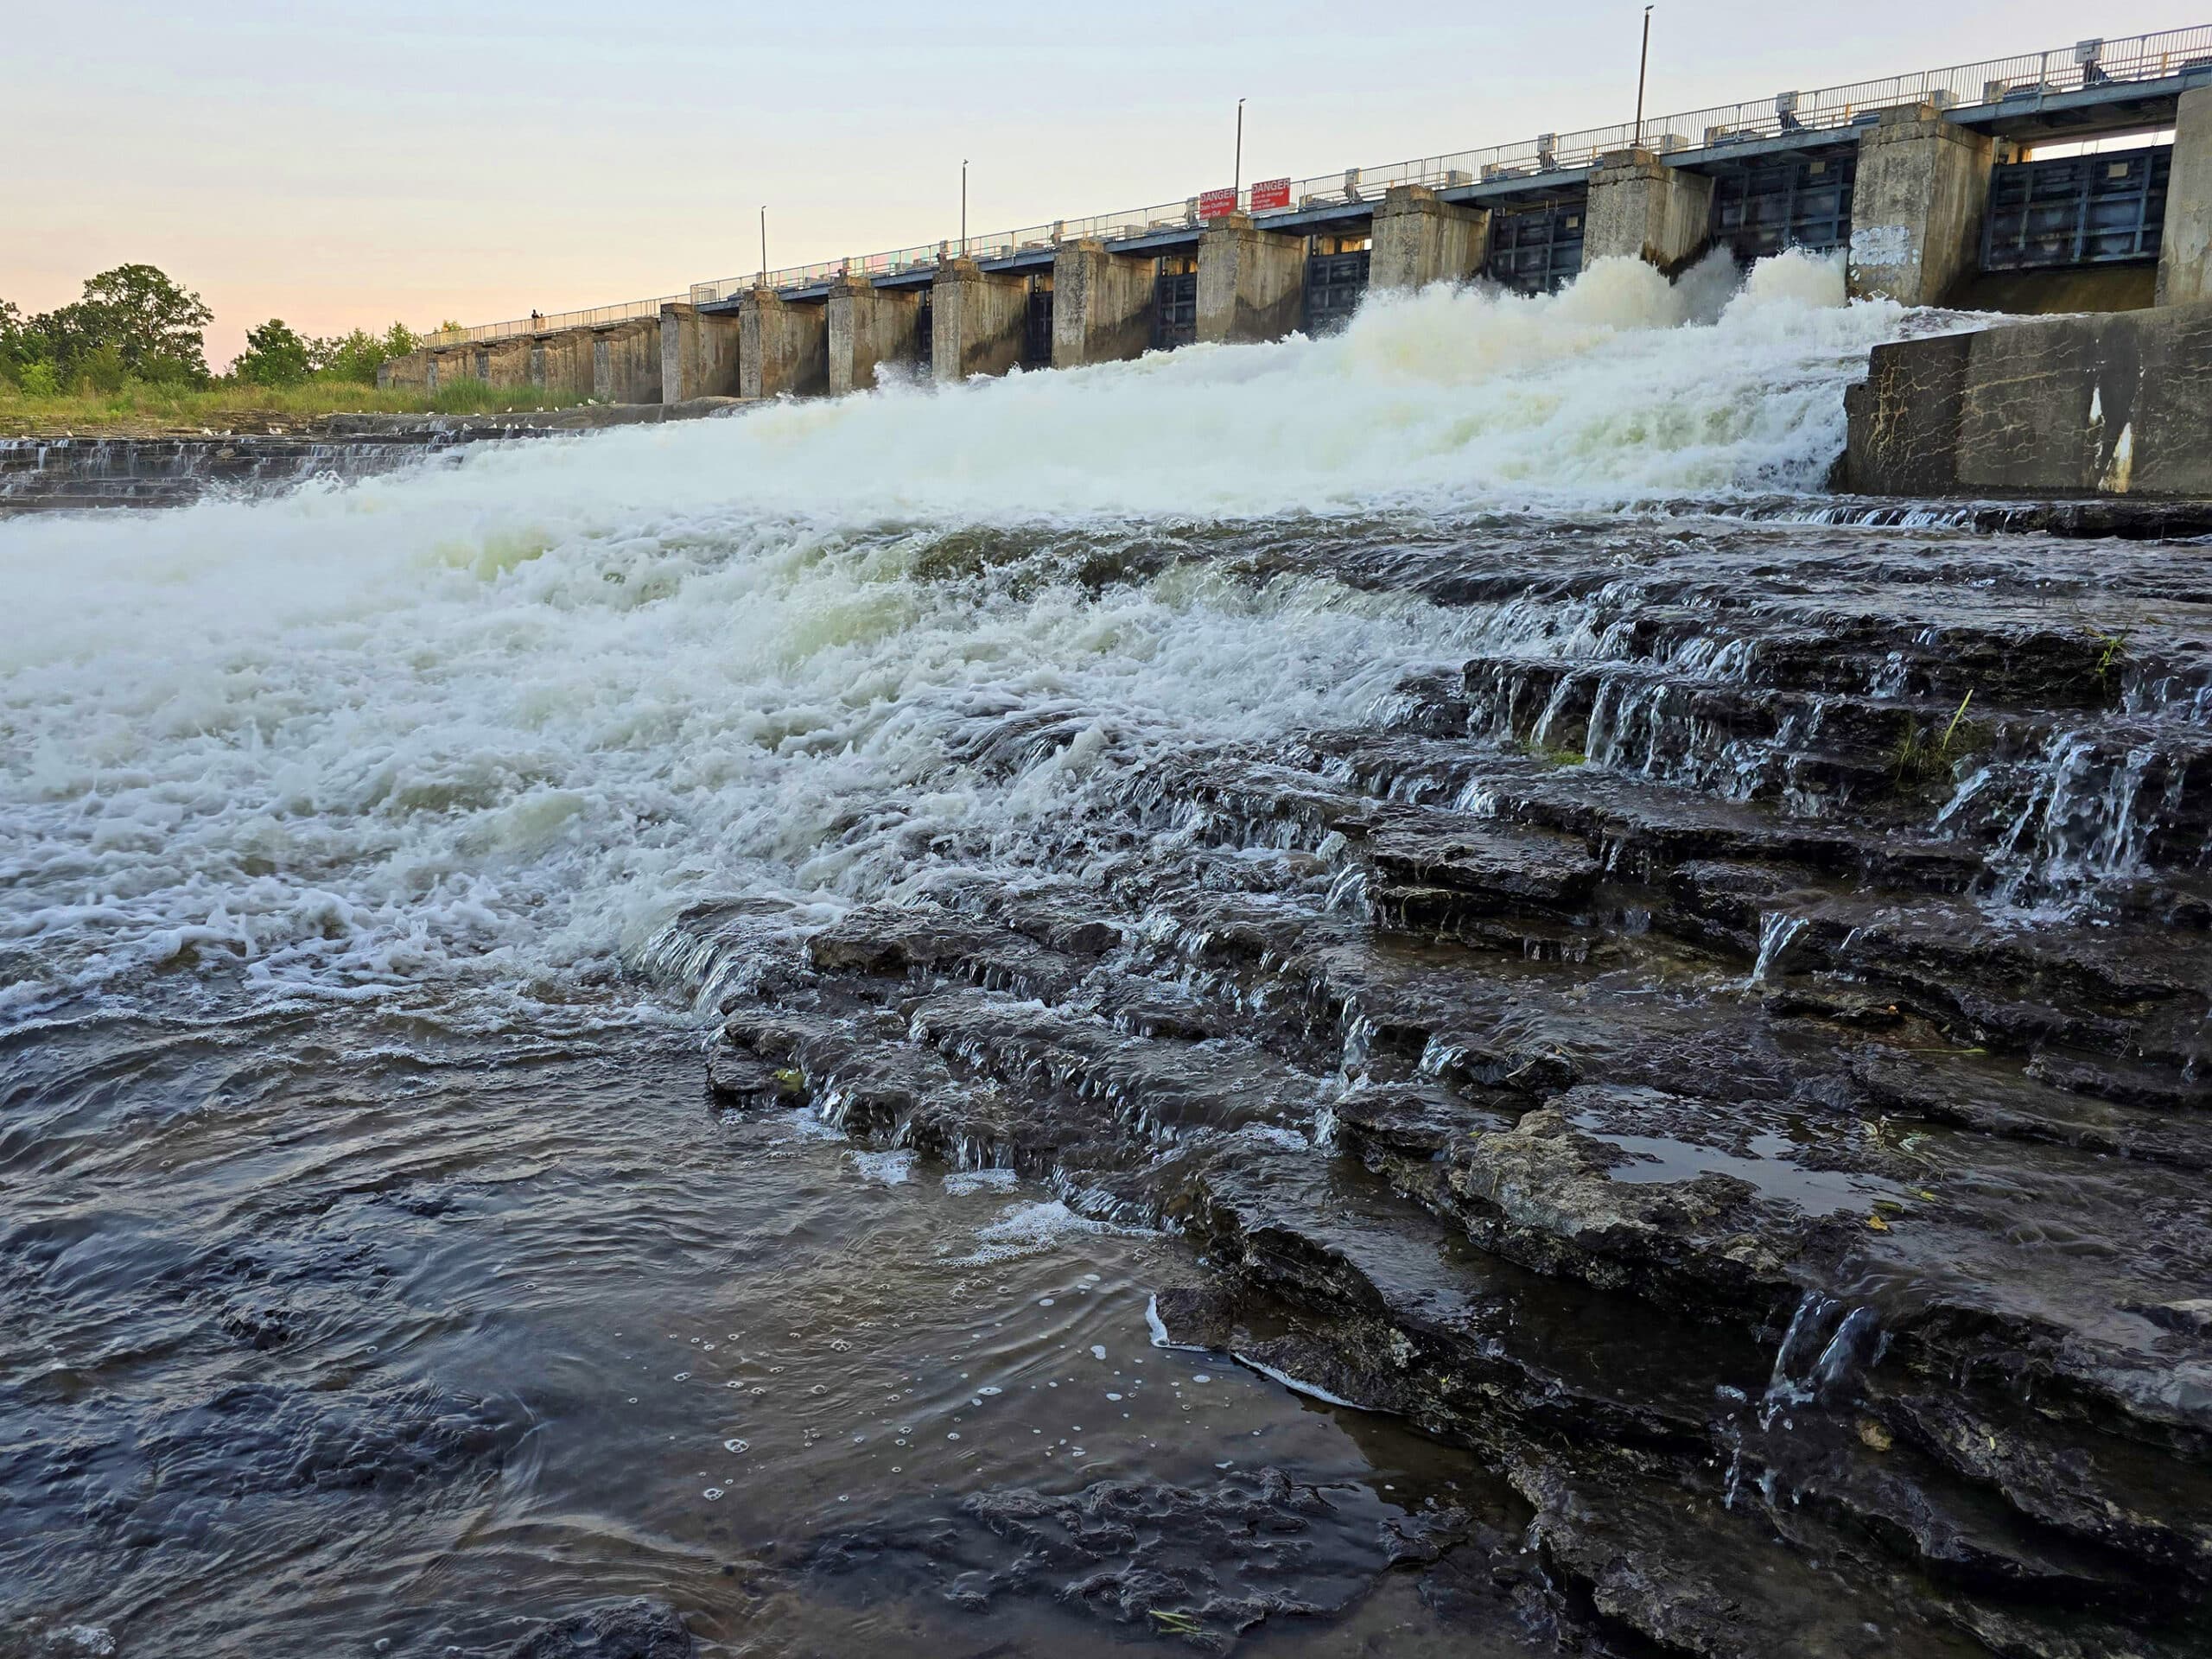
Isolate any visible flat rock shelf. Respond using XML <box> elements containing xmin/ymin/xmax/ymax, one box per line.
<box><xmin>683</xmin><ymin>520</ymin><xmax>2212</xmax><ymax>1659</ymax></box>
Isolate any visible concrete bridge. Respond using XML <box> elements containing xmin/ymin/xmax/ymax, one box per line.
<box><xmin>381</xmin><ymin>26</ymin><xmax>2212</xmax><ymax>407</ymax></box>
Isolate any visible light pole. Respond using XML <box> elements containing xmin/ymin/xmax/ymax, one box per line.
<box><xmin>1634</xmin><ymin>6</ymin><xmax>1653</xmax><ymax>149</ymax></box>
<box><xmin>961</xmin><ymin>159</ymin><xmax>969</xmax><ymax>257</ymax></box>
<box><xmin>1234</xmin><ymin>98</ymin><xmax>1246</xmax><ymax>200</ymax></box>
<box><xmin>759</xmin><ymin>207</ymin><xmax>767</xmax><ymax>287</ymax></box>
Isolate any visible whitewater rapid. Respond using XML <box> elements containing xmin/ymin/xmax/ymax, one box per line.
<box><xmin>0</xmin><ymin>251</ymin><xmax>1926</xmax><ymax>1022</ymax></box>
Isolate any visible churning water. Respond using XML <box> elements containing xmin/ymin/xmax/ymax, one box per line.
<box><xmin>6</xmin><ymin>252</ymin><xmax>2206</xmax><ymax>1658</ymax></box>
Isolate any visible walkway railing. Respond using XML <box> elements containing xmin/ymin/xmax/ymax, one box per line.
<box><xmin>413</xmin><ymin>22</ymin><xmax>2212</xmax><ymax>350</ymax></box>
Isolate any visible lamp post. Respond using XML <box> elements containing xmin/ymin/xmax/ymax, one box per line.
<box><xmin>961</xmin><ymin>159</ymin><xmax>969</xmax><ymax>257</ymax></box>
<box><xmin>1234</xmin><ymin>98</ymin><xmax>1246</xmax><ymax>201</ymax></box>
<box><xmin>758</xmin><ymin>207</ymin><xmax>767</xmax><ymax>287</ymax></box>
<box><xmin>1635</xmin><ymin>6</ymin><xmax>1653</xmax><ymax>149</ymax></box>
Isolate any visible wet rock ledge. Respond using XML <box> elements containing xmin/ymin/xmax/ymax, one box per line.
<box><xmin>680</xmin><ymin>523</ymin><xmax>2212</xmax><ymax>1658</ymax></box>
<box><xmin>0</xmin><ymin>398</ymin><xmax>737</xmax><ymax>514</ymax></box>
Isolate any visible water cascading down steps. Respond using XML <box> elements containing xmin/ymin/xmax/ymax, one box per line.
<box><xmin>675</xmin><ymin>524</ymin><xmax>2212</xmax><ymax>1659</ymax></box>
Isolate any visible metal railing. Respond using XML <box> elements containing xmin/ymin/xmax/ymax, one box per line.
<box><xmin>409</xmin><ymin>22</ymin><xmax>2212</xmax><ymax>351</ymax></box>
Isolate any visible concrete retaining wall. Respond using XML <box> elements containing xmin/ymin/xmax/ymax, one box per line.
<box><xmin>1842</xmin><ymin>303</ymin><xmax>2212</xmax><ymax>497</ymax></box>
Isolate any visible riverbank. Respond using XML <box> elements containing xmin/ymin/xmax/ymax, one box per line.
<box><xmin>0</xmin><ymin>378</ymin><xmax>605</xmax><ymax>441</ymax></box>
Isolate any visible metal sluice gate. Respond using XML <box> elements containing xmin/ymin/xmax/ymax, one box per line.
<box><xmin>1981</xmin><ymin>144</ymin><xmax>2171</xmax><ymax>269</ymax></box>
<box><xmin>1709</xmin><ymin>150</ymin><xmax>1857</xmax><ymax>261</ymax></box>
<box><xmin>1305</xmin><ymin>251</ymin><xmax>1372</xmax><ymax>334</ymax></box>
<box><xmin>1487</xmin><ymin>200</ymin><xmax>1587</xmax><ymax>293</ymax></box>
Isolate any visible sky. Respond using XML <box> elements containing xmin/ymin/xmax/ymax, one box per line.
<box><xmin>7</xmin><ymin>0</ymin><xmax>2205</xmax><ymax>367</ymax></box>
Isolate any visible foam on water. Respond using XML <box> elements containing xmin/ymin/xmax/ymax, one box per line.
<box><xmin>0</xmin><ymin>252</ymin><xmax>1926</xmax><ymax>1022</ymax></box>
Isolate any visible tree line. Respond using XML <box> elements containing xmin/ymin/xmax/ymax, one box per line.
<box><xmin>1</xmin><ymin>263</ymin><xmax>427</xmax><ymax>395</ymax></box>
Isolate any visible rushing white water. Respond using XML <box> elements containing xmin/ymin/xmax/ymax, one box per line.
<box><xmin>0</xmin><ymin>251</ymin><xmax>1920</xmax><ymax>1020</ymax></box>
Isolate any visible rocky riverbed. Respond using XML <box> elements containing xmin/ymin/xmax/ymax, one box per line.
<box><xmin>681</xmin><ymin>519</ymin><xmax>2212</xmax><ymax>1659</ymax></box>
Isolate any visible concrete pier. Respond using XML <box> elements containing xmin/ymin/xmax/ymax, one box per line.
<box><xmin>740</xmin><ymin>289</ymin><xmax>830</xmax><ymax>400</ymax></box>
<box><xmin>1582</xmin><ymin>150</ymin><xmax>1713</xmax><ymax>272</ymax></box>
<box><xmin>532</xmin><ymin>331</ymin><xmax>593</xmax><ymax>397</ymax></box>
<box><xmin>932</xmin><ymin>257</ymin><xmax>1030</xmax><ymax>382</ymax></box>
<box><xmin>827</xmin><ymin>276</ymin><xmax>924</xmax><ymax>395</ymax></box>
<box><xmin>483</xmin><ymin>336</ymin><xmax>531</xmax><ymax>390</ymax></box>
<box><xmin>1051</xmin><ymin>239</ymin><xmax>1157</xmax><ymax>367</ymax></box>
<box><xmin>1196</xmin><ymin>214</ymin><xmax>1306</xmax><ymax>344</ymax></box>
<box><xmin>660</xmin><ymin>303</ymin><xmax>742</xmax><ymax>404</ymax></box>
<box><xmin>1847</xmin><ymin>104</ymin><xmax>1994</xmax><ymax>306</ymax></box>
<box><xmin>592</xmin><ymin>319</ymin><xmax>663</xmax><ymax>404</ymax></box>
<box><xmin>2158</xmin><ymin>85</ymin><xmax>2212</xmax><ymax>306</ymax></box>
<box><xmin>1370</xmin><ymin>186</ymin><xmax>1490</xmax><ymax>291</ymax></box>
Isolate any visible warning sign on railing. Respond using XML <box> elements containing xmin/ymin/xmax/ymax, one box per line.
<box><xmin>1198</xmin><ymin>188</ymin><xmax>1239</xmax><ymax>219</ymax></box>
<box><xmin>1249</xmin><ymin>178</ymin><xmax>1292</xmax><ymax>211</ymax></box>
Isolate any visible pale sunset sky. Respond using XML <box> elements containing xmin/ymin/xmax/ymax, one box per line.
<box><xmin>8</xmin><ymin>0</ymin><xmax>2203</xmax><ymax>366</ymax></box>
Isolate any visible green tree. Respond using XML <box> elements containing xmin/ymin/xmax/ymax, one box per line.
<box><xmin>235</xmin><ymin>318</ymin><xmax>314</xmax><ymax>386</ymax></box>
<box><xmin>72</xmin><ymin>264</ymin><xmax>213</xmax><ymax>384</ymax></box>
<box><xmin>0</xmin><ymin>299</ymin><xmax>32</xmax><ymax>387</ymax></box>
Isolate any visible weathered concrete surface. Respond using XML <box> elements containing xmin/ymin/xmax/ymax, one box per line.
<box><xmin>1842</xmin><ymin>302</ymin><xmax>2212</xmax><ymax>496</ymax></box>
<box><xmin>1580</xmin><ymin>152</ymin><xmax>1712</xmax><ymax>273</ymax></box>
<box><xmin>426</xmin><ymin>346</ymin><xmax>473</xmax><ymax>392</ymax></box>
<box><xmin>378</xmin><ymin>351</ymin><xmax>428</xmax><ymax>393</ymax></box>
<box><xmin>932</xmin><ymin>258</ymin><xmax>1030</xmax><ymax>382</ymax></box>
<box><xmin>1051</xmin><ymin>240</ymin><xmax>1156</xmax><ymax>368</ymax></box>
<box><xmin>2156</xmin><ymin>85</ymin><xmax>2212</xmax><ymax>306</ymax></box>
<box><xmin>659</xmin><ymin>303</ymin><xmax>741</xmax><ymax>404</ymax></box>
<box><xmin>591</xmin><ymin>319</ymin><xmax>663</xmax><ymax>404</ymax></box>
<box><xmin>1197</xmin><ymin>213</ymin><xmax>1307</xmax><ymax>344</ymax></box>
<box><xmin>1370</xmin><ymin>186</ymin><xmax>1490</xmax><ymax>292</ymax></box>
<box><xmin>1949</xmin><ymin>264</ymin><xmax>2158</xmax><ymax>316</ymax></box>
<box><xmin>482</xmin><ymin>336</ymin><xmax>531</xmax><ymax>391</ymax></box>
<box><xmin>740</xmin><ymin>290</ymin><xmax>830</xmax><ymax>400</ymax></box>
<box><xmin>1847</xmin><ymin>104</ymin><xmax>1994</xmax><ymax>305</ymax></box>
<box><xmin>826</xmin><ymin>276</ymin><xmax>924</xmax><ymax>396</ymax></box>
<box><xmin>532</xmin><ymin>330</ymin><xmax>594</xmax><ymax>398</ymax></box>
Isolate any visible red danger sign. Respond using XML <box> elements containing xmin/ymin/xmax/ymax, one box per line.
<box><xmin>1198</xmin><ymin>188</ymin><xmax>1239</xmax><ymax>219</ymax></box>
<box><xmin>1249</xmin><ymin>177</ymin><xmax>1292</xmax><ymax>211</ymax></box>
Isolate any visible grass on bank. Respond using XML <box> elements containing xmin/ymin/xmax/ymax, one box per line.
<box><xmin>0</xmin><ymin>378</ymin><xmax>594</xmax><ymax>438</ymax></box>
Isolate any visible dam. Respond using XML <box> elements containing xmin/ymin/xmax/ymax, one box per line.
<box><xmin>384</xmin><ymin>25</ymin><xmax>2212</xmax><ymax>410</ymax></box>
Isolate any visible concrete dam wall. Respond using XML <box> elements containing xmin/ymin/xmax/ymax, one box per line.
<box><xmin>377</xmin><ymin>31</ymin><xmax>2212</xmax><ymax>501</ymax></box>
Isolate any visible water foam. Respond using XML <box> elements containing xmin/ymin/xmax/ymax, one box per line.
<box><xmin>0</xmin><ymin>252</ymin><xmax>1926</xmax><ymax>1020</ymax></box>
